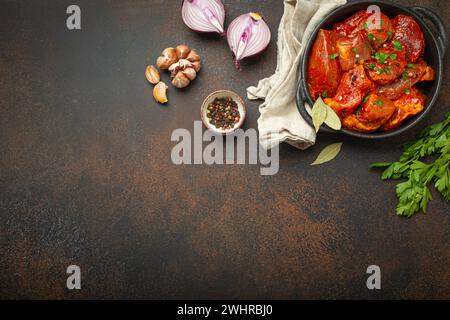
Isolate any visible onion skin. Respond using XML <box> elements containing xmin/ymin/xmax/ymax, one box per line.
<box><xmin>227</xmin><ymin>12</ymin><xmax>271</xmax><ymax>69</ymax></box>
<box><xmin>182</xmin><ymin>0</ymin><xmax>226</xmax><ymax>35</ymax></box>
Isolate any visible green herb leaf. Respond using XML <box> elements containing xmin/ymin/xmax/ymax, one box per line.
<box><xmin>379</xmin><ymin>67</ymin><xmax>391</xmax><ymax>75</ymax></box>
<box><xmin>371</xmin><ymin>162</ymin><xmax>393</xmax><ymax>168</ymax></box>
<box><xmin>311</xmin><ymin>143</ymin><xmax>343</xmax><ymax>166</ymax></box>
<box><xmin>329</xmin><ymin>53</ymin><xmax>339</xmax><ymax>60</ymax></box>
<box><xmin>373</xmin><ymin>99</ymin><xmax>383</xmax><ymax>108</ymax></box>
<box><xmin>371</xmin><ymin>112</ymin><xmax>450</xmax><ymax>217</ymax></box>
<box><xmin>352</xmin><ymin>47</ymin><xmax>358</xmax><ymax>53</ymax></box>
<box><xmin>374</xmin><ymin>52</ymin><xmax>397</xmax><ymax>64</ymax></box>
<box><xmin>393</xmin><ymin>40</ymin><xmax>403</xmax><ymax>51</ymax></box>
<box><xmin>367</xmin><ymin>34</ymin><xmax>374</xmax><ymax>41</ymax></box>
<box><xmin>407</xmin><ymin>63</ymin><xmax>416</xmax><ymax>69</ymax></box>
<box><xmin>402</xmin><ymin>70</ymin><xmax>408</xmax><ymax>81</ymax></box>
<box><xmin>387</xmin><ymin>31</ymin><xmax>393</xmax><ymax>41</ymax></box>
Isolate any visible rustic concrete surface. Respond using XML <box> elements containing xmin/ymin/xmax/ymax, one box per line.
<box><xmin>0</xmin><ymin>0</ymin><xmax>449</xmax><ymax>299</ymax></box>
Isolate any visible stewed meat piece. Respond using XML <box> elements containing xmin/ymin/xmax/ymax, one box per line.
<box><xmin>381</xmin><ymin>87</ymin><xmax>426</xmax><ymax>131</ymax></box>
<box><xmin>324</xmin><ymin>65</ymin><xmax>373</xmax><ymax>117</ymax></box>
<box><xmin>392</xmin><ymin>15</ymin><xmax>425</xmax><ymax>62</ymax></box>
<box><xmin>342</xmin><ymin>94</ymin><xmax>396</xmax><ymax>133</ymax></box>
<box><xmin>307</xmin><ymin>29</ymin><xmax>341</xmax><ymax>99</ymax></box>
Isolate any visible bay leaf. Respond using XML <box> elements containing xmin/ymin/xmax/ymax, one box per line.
<box><xmin>324</xmin><ymin>105</ymin><xmax>342</xmax><ymax>130</ymax></box>
<box><xmin>311</xmin><ymin>142</ymin><xmax>343</xmax><ymax>166</ymax></box>
<box><xmin>311</xmin><ymin>97</ymin><xmax>327</xmax><ymax>133</ymax></box>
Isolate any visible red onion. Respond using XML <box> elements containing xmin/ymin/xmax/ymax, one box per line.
<box><xmin>227</xmin><ymin>12</ymin><xmax>271</xmax><ymax>69</ymax></box>
<box><xmin>181</xmin><ymin>0</ymin><xmax>225</xmax><ymax>35</ymax></box>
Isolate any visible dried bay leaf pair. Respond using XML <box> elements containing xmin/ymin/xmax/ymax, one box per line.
<box><xmin>311</xmin><ymin>97</ymin><xmax>341</xmax><ymax>132</ymax></box>
<box><xmin>310</xmin><ymin>97</ymin><xmax>343</xmax><ymax>165</ymax></box>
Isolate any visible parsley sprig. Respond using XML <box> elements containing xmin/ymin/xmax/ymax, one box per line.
<box><xmin>371</xmin><ymin>112</ymin><xmax>450</xmax><ymax>217</ymax></box>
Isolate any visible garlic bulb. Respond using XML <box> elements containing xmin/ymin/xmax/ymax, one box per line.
<box><xmin>156</xmin><ymin>44</ymin><xmax>201</xmax><ymax>89</ymax></box>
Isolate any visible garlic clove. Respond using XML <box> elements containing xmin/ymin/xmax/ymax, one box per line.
<box><xmin>192</xmin><ymin>60</ymin><xmax>201</xmax><ymax>73</ymax></box>
<box><xmin>162</xmin><ymin>47</ymin><xmax>178</xmax><ymax>65</ymax></box>
<box><xmin>176</xmin><ymin>44</ymin><xmax>190</xmax><ymax>59</ymax></box>
<box><xmin>182</xmin><ymin>67</ymin><xmax>197</xmax><ymax>81</ymax></box>
<box><xmin>145</xmin><ymin>65</ymin><xmax>160</xmax><ymax>85</ymax></box>
<box><xmin>153</xmin><ymin>81</ymin><xmax>169</xmax><ymax>104</ymax></box>
<box><xmin>186</xmin><ymin>49</ymin><xmax>200</xmax><ymax>62</ymax></box>
<box><xmin>172</xmin><ymin>72</ymin><xmax>190</xmax><ymax>88</ymax></box>
<box><xmin>157</xmin><ymin>56</ymin><xmax>171</xmax><ymax>70</ymax></box>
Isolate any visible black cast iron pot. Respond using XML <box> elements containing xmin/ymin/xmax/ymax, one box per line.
<box><xmin>296</xmin><ymin>1</ymin><xmax>448</xmax><ymax>139</ymax></box>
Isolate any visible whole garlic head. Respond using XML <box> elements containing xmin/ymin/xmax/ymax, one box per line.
<box><xmin>156</xmin><ymin>44</ymin><xmax>201</xmax><ymax>88</ymax></box>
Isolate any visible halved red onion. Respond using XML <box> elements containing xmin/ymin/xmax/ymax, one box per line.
<box><xmin>227</xmin><ymin>12</ymin><xmax>271</xmax><ymax>69</ymax></box>
<box><xmin>181</xmin><ymin>0</ymin><xmax>225</xmax><ymax>35</ymax></box>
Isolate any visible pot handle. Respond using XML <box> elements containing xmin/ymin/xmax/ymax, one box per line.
<box><xmin>411</xmin><ymin>6</ymin><xmax>448</xmax><ymax>56</ymax></box>
<box><xmin>296</xmin><ymin>83</ymin><xmax>334</xmax><ymax>134</ymax></box>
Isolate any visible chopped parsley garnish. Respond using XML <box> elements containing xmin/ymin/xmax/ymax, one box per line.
<box><xmin>404</xmin><ymin>89</ymin><xmax>411</xmax><ymax>94</ymax></box>
<box><xmin>393</xmin><ymin>40</ymin><xmax>403</xmax><ymax>51</ymax></box>
<box><xmin>407</xmin><ymin>63</ymin><xmax>416</xmax><ymax>69</ymax></box>
<box><xmin>368</xmin><ymin>34</ymin><xmax>374</xmax><ymax>41</ymax></box>
<box><xmin>378</xmin><ymin>67</ymin><xmax>391</xmax><ymax>75</ymax></box>
<box><xmin>373</xmin><ymin>100</ymin><xmax>383</xmax><ymax>108</ymax></box>
<box><xmin>352</xmin><ymin>47</ymin><xmax>358</xmax><ymax>53</ymax></box>
<box><xmin>367</xmin><ymin>62</ymin><xmax>376</xmax><ymax>69</ymax></box>
<box><xmin>329</xmin><ymin>53</ymin><xmax>339</xmax><ymax>60</ymax></box>
<box><xmin>363</xmin><ymin>95</ymin><xmax>370</xmax><ymax>103</ymax></box>
<box><xmin>402</xmin><ymin>70</ymin><xmax>408</xmax><ymax>81</ymax></box>
<box><xmin>387</xmin><ymin>31</ymin><xmax>393</xmax><ymax>41</ymax></box>
<box><xmin>322</xmin><ymin>90</ymin><xmax>328</xmax><ymax>98</ymax></box>
<box><xmin>374</xmin><ymin>51</ymin><xmax>397</xmax><ymax>64</ymax></box>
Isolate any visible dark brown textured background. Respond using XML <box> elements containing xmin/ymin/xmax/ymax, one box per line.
<box><xmin>0</xmin><ymin>0</ymin><xmax>449</xmax><ymax>299</ymax></box>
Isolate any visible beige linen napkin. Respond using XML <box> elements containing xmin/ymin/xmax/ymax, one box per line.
<box><xmin>247</xmin><ymin>0</ymin><xmax>347</xmax><ymax>150</ymax></box>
